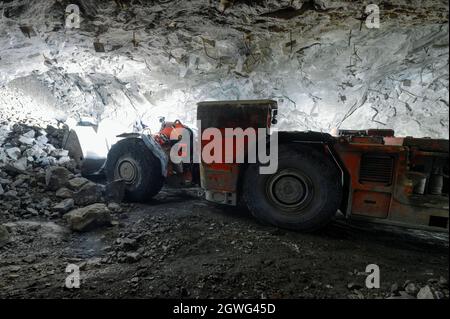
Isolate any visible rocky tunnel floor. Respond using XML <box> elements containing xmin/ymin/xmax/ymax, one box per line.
<box><xmin>0</xmin><ymin>188</ymin><xmax>448</xmax><ymax>299</ymax></box>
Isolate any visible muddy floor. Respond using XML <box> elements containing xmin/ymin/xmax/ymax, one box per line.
<box><xmin>0</xmin><ymin>188</ymin><xmax>448</xmax><ymax>299</ymax></box>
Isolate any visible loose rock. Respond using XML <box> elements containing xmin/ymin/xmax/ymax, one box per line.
<box><xmin>417</xmin><ymin>285</ymin><xmax>435</xmax><ymax>299</ymax></box>
<box><xmin>104</xmin><ymin>180</ymin><xmax>126</xmax><ymax>203</ymax></box>
<box><xmin>108</xmin><ymin>202</ymin><xmax>123</xmax><ymax>213</ymax></box>
<box><xmin>55</xmin><ymin>187</ymin><xmax>74</xmax><ymax>199</ymax></box>
<box><xmin>387</xmin><ymin>291</ymin><xmax>416</xmax><ymax>299</ymax></box>
<box><xmin>65</xmin><ymin>203</ymin><xmax>112</xmax><ymax>232</ymax></box>
<box><xmin>53</xmin><ymin>199</ymin><xmax>75</xmax><ymax>214</ymax></box>
<box><xmin>67</xmin><ymin>177</ymin><xmax>89</xmax><ymax>190</ymax></box>
<box><xmin>45</xmin><ymin>166</ymin><xmax>70</xmax><ymax>191</ymax></box>
<box><xmin>404</xmin><ymin>282</ymin><xmax>419</xmax><ymax>295</ymax></box>
<box><xmin>6</xmin><ymin>147</ymin><xmax>21</xmax><ymax>160</ymax></box>
<box><xmin>73</xmin><ymin>182</ymin><xmax>103</xmax><ymax>206</ymax></box>
<box><xmin>0</xmin><ymin>225</ymin><xmax>10</xmax><ymax>247</ymax></box>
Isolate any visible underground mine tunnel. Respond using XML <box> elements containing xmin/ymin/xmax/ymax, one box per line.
<box><xmin>0</xmin><ymin>0</ymin><xmax>448</xmax><ymax>303</ymax></box>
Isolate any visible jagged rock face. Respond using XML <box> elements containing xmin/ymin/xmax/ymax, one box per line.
<box><xmin>0</xmin><ymin>0</ymin><xmax>448</xmax><ymax>138</ymax></box>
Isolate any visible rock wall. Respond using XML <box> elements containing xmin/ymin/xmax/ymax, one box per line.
<box><xmin>0</xmin><ymin>0</ymin><xmax>448</xmax><ymax>138</ymax></box>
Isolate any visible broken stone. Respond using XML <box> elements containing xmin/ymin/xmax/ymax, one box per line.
<box><xmin>25</xmin><ymin>144</ymin><xmax>46</xmax><ymax>159</ymax></box>
<box><xmin>53</xmin><ymin>198</ymin><xmax>75</xmax><ymax>214</ymax></box>
<box><xmin>0</xmin><ymin>178</ymin><xmax>11</xmax><ymax>185</ymax></box>
<box><xmin>438</xmin><ymin>276</ymin><xmax>448</xmax><ymax>288</ymax></box>
<box><xmin>23</xmin><ymin>255</ymin><xmax>37</xmax><ymax>264</ymax></box>
<box><xmin>19</xmin><ymin>135</ymin><xmax>34</xmax><ymax>145</ymax></box>
<box><xmin>434</xmin><ymin>290</ymin><xmax>445</xmax><ymax>299</ymax></box>
<box><xmin>404</xmin><ymin>282</ymin><xmax>419</xmax><ymax>295</ymax></box>
<box><xmin>9</xmin><ymin>265</ymin><xmax>21</xmax><ymax>272</ymax></box>
<box><xmin>23</xmin><ymin>130</ymin><xmax>35</xmax><ymax>138</ymax></box>
<box><xmin>67</xmin><ymin>177</ymin><xmax>89</xmax><ymax>190</ymax></box>
<box><xmin>116</xmin><ymin>237</ymin><xmax>138</xmax><ymax>251</ymax></box>
<box><xmin>39</xmin><ymin>156</ymin><xmax>57</xmax><ymax>166</ymax></box>
<box><xmin>12</xmin><ymin>157</ymin><xmax>28</xmax><ymax>171</ymax></box>
<box><xmin>0</xmin><ymin>225</ymin><xmax>10</xmax><ymax>247</ymax></box>
<box><xmin>50</xmin><ymin>212</ymin><xmax>60</xmax><ymax>219</ymax></box>
<box><xmin>390</xmin><ymin>283</ymin><xmax>400</xmax><ymax>295</ymax></box>
<box><xmin>36</xmin><ymin>135</ymin><xmax>48</xmax><ymax>146</ymax></box>
<box><xmin>37</xmin><ymin>197</ymin><xmax>51</xmax><ymax>210</ymax></box>
<box><xmin>12</xmin><ymin>175</ymin><xmax>26</xmax><ymax>187</ymax></box>
<box><xmin>108</xmin><ymin>202</ymin><xmax>122</xmax><ymax>213</ymax></box>
<box><xmin>45</xmin><ymin>166</ymin><xmax>70</xmax><ymax>191</ymax></box>
<box><xmin>3</xmin><ymin>164</ymin><xmax>28</xmax><ymax>177</ymax></box>
<box><xmin>61</xmin><ymin>159</ymin><xmax>78</xmax><ymax>172</ymax></box>
<box><xmin>347</xmin><ymin>282</ymin><xmax>363</xmax><ymax>290</ymax></box>
<box><xmin>73</xmin><ymin>182</ymin><xmax>103</xmax><ymax>206</ymax></box>
<box><xmin>26</xmin><ymin>208</ymin><xmax>39</xmax><ymax>216</ymax></box>
<box><xmin>6</xmin><ymin>147</ymin><xmax>21</xmax><ymax>160</ymax></box>
<box><xmin>3</xmin><ymin>190</ymin><xmax>18</xmax><ymax>199</ymax></box>
<box><xmin>65</xmin><ymin>203</ymin><xmax>112</xmax><ymax>232</ymax></box>
<box><xmin>56</xmin><ymin>187</ymin><xmax>74</xmax><ymax>199</ymax></box>
<box><xmin>417</xmin><ymin>285</ymin><xmax>435</xmax><ymax>299</ymax></box>
<box><xmin>124</xmin><ymin>252</ymin><xmax>141</xmax><ymax>263</ymax></box>
<box><xmin>58</xmin><ymin>156</ymin><xmax>71</xmax><ymax>164</ymax></box>
<box><xmin>50</xmin><ymin>149</ymin><xmax>69</xmax><ymax>158</ymax></box>
<box><xmin>104</xmin><ymin>180</ymin><xmax>126</xmax><ymax>202</ymax></box>
<box><xmin>387</xmin><ymin>291</ymin><xmax>416</xmax><ymax>299</ymax></box>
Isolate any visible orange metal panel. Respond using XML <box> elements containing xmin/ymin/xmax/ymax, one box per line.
<box><xmin>352</xmin><ymin>191</ymin><xmax>391</xmax><ymax>218</ymax></box>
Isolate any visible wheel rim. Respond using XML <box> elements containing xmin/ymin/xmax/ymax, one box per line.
<box><xmin>266</xmin><ymin>169</ymin><xmax>314</xmax><ymax>211</ymax></box>
<box><xmin>116</xmin><ymin>158</ymin><xmax>139</xmax><ymax>184</ymax></box>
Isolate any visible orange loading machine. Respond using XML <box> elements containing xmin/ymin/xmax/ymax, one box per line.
<box><xmin>104</xmin><ymin>100</ymin><xmax>448</xmax><ymax>232</ymax></box>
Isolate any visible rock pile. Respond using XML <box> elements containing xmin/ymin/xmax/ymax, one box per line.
<box><xmin>0</xmin><ymin>123</ymin><xmax>71</xmax><ymax>170</ymax></box>
<box><xmin>0</xmin><ymin>122</ymin><xmax>124</xmax><ymax>233</ymax></box>
<box><xmin>388</xmin><ymin>278</ymin><xmax>449</xmax><ymax>299</ymax></box>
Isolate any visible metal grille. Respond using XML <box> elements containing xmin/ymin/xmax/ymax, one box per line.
<box><xmin>359</xmin><ymin>155</ymin><xmax>394</xmax><ymax>185</ymax></box>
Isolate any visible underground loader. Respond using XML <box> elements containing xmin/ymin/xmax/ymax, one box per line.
<box><xmin>65</xmin><ymin>100</ymin><xmax>449</xmax><ymax>232</ymax></box>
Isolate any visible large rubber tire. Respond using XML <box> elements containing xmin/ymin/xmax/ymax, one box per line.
<box><xmin>243</xmin><ymin>144</ymin><xmax>342</xmax><ymax>232</ymax></box>
<box><xmin>105</xmin><ymin>138</ymin><xmax>164</xmax><ymax>202</ymax></box>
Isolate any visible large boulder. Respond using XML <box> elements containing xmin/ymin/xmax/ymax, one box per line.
<box><xmin>73</xmin><ymin>182</ymin><xmax>103</xmax><ymax>206</ymax></box>
<box><xmin>417</xmin><ymin>285</ymin><xmax>436</xmax><ymax>299</ymax></box>
<box><xmin>65</xmin><ymin>203</ymin><xmax>112</xmax><ymax>232</ymax></box>
<box><xmin>45</xmin><ymin>166</ymin><xmax>70</xmax><ymax>191</ymax></box>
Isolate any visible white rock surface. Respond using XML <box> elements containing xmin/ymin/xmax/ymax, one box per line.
<box><xmin>417</xmin><ymin>285</ymin><xmax>436</xmax><ymax>299</ymax></box>
<box><xmin>19</xmin><ymin>135</ymin><xmax>35</xmax><ymax>145</ymax></box>
<box><xmin>0</xmin><ymin>0</ymin><xmax>448</xmax><ymax>139</ymax></box>
<box><xmin>5</xmin><ymin>147</ymin><xmax>21</xmax><ymax>160</ymax></box>
<box><xmin>12</xmin><ymin>157</ymin><xmax>28</xmax><ymax>171</ymax></box>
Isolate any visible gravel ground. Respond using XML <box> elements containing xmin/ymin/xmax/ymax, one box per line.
<box><xmin>0</xmin><ymin>187</ymin><xmax>448</xmax><ymax>299</ymax></box>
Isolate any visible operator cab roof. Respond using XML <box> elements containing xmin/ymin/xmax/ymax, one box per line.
<box><xmin>197</xmin><ymin>99</ymin><xmax>278</xmax><ymax>109</ymax></box>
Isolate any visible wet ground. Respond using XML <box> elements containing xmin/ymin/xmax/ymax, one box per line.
<box><xmin>0</xmin><ymin>188</ymin><xmax>448</xmax><ymax>299</ymax></box>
